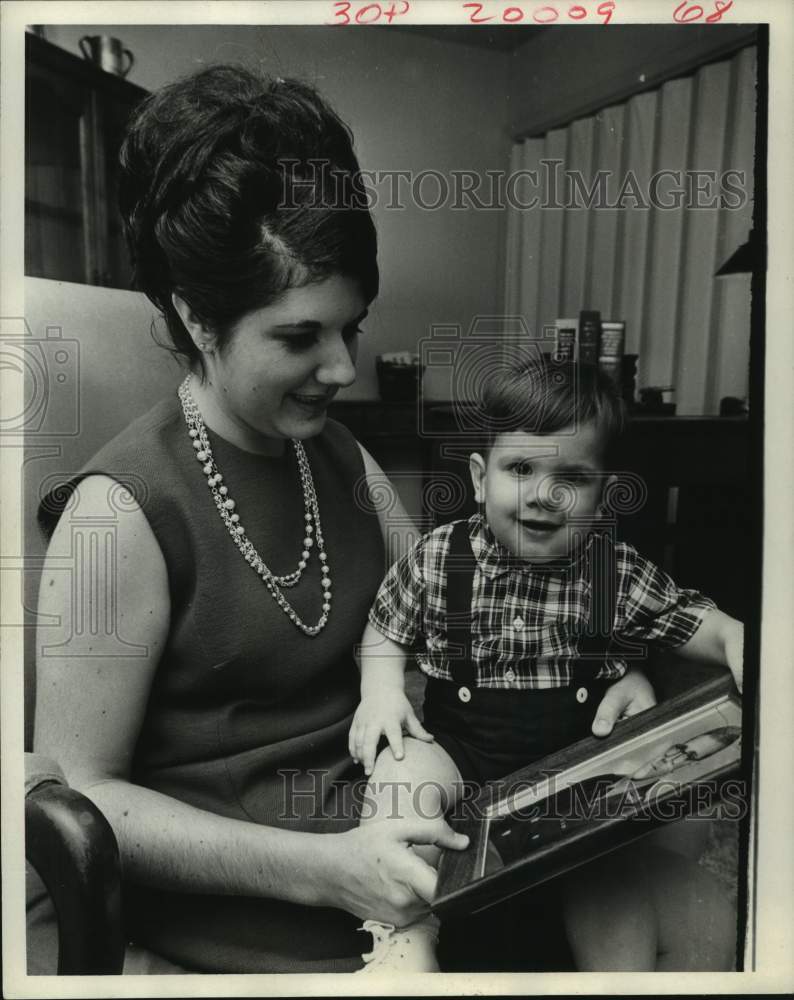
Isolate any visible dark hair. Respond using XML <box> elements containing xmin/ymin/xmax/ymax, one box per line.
<box><xmin>478</xmin><ymin>356</ymin><xmax>626</xmax><ymax>463</ymax></box>
<box><xmin>118</xmin><ymin>65</ymin><xmax>378</xmax><ymax>369</ymax></box>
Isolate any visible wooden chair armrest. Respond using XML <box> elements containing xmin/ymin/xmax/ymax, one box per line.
<box><xmin>26</xmin><ymin>772</ymin><xmax>124</xmax><ymax>974</ymax></box>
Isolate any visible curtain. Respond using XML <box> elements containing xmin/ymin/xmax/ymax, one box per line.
<box><xmin>505</xmin><ymin>46</ymin><xmax>756</xmax><ymax>416</ymax></box>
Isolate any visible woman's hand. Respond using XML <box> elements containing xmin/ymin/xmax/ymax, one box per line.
<box><xmin>349</xmin><ymin>689</ymin><xmax>434</xmax><ymax>776</ymax></box>
<box><xmin>319</xmin><ymin>819</ymin><xmax>469</xmax><ymax>926</ymax></box>
<box><xmin>591</xmin><ymin>668</ymin><xmax>657</xmax><ymax>737</ymax></box>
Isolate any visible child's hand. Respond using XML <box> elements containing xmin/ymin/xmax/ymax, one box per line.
<box><xmin>592</xmin><ymin>668</ymin><xmax>657</xmax><ymax>737</ymax></box>
<box><xmin>348</xmin><ymin>689</ymin><xmax>434</xmax><ymax>776</ymax></box>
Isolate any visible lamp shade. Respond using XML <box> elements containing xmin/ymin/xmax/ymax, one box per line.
<box><xmin>715</xmin><ymin>229</ymin><xmax>765</xmax><ymax>276</ymax></box>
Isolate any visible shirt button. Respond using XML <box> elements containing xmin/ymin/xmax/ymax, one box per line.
<box><xmin>505</xmin><ymin>668</ymin><xmax>516</xmax><ymax>683</ymax></box>
<box><xmin>458</xmin><ymin>686</ymin><xmax>472</xmax><ymax>703</ymax></box>
<box><xmin>512</xmin><ymin>616</ymin><xmax>525</xmax><ymax>631</ymax></box>
<box><xmin>576</xmin><ymin>686</ymin><xmax>589</xmax><ymax>704</ymax></box>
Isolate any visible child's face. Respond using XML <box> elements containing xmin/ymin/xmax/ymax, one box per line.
<box><xmin>469</xmin><ymin>421</ymin><xmax>612</xmax><ymax>562</ymax></box>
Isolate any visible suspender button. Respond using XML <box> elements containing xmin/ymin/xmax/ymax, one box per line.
<box><xmin>458</xmin><ymin>686</ymin><xmax>472</xmax><ymax>703</ymax></box>
<box><xmin>575</xmin><ymin>686</ymin><xmax>589</xmax><ymax>704</ymax></box>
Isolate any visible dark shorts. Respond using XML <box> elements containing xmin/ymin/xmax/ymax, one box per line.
<box><xmin>422</xmin><ymin>676</ymin><xmax>611</xmax><ymax>787</ymax></box>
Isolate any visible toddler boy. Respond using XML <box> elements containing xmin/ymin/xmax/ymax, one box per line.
<box><xmin>351</xmin><ymin>358</ymin><xmax>742</xmax><ymax>973</ymax></box>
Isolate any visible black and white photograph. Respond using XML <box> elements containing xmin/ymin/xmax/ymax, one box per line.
<box><xmin>2</xmin><ymin>0</ymin><xmax>792</xmax><ymax>994</ymax></box>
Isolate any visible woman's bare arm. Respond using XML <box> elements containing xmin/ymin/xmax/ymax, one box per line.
<box><xmin>34</xmin><ymin>475</ymin><xmax>465</xmax><ymax>920</ymax></box>
<box><xmin>34</xmin><ymin>475</ymin><xmax>337</xmax><ymax>902</ymax></box>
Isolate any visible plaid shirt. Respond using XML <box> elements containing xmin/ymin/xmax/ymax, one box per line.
<box><xmin>368</xmin><ymin>514</ymin><xmax>716</xmax><ymax>689</ymax></box>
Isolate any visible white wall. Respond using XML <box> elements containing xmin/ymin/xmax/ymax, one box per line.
<box><xmin>42</xmin><ymin>25</ymin><xmax>512</xmax><ymax>401</ymax></box>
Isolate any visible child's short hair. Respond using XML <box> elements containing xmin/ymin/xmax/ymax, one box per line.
<box><xmin>478</xmin><ymin>355</ymin><xmax>626</xmax><ymax>463</ymax></box>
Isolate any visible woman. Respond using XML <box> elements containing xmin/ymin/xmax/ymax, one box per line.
<box><xmin>34</xmin><ymin>65</ymin><xmax>664</xmax><ymax>974</ymax></box>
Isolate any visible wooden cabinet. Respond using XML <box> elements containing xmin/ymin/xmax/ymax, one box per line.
<box><xmin>25</xmin><ymin>34</ymin><xmax>149</xmax><ymax>288</ymax></box>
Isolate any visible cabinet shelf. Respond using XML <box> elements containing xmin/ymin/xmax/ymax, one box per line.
<box><xmin>25</xmin><ymin>33</ymin><xmax>149</xmax><ymax>288</ymax></box>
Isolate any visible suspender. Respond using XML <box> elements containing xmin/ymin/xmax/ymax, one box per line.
<box><xmin>444</xmin><ymin>521</ymin><xmax>617</xmax><ymax>702</ymax></box>
<box><xmin>576</xmin><ymin>531</ymin><xmax>617</xmax><ymax>663</ymax></box>
<box><xmin>446</xmin><ymin>521</ymin><xmax>479</xmax><ymax>699</ymax></box>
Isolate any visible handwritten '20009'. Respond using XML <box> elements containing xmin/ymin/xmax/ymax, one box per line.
<box><xmin>462</xmin><ymin>2</ymin><xmax>615</xmax><ymax>22</ymax></box>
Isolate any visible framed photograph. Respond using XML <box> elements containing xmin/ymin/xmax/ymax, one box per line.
<box><xmin>434</xmin><ymin>671</ymin><xmax>742</xmax><ymax>918</ymax></box>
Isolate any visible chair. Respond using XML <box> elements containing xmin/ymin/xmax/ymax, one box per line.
<box><xmin>22</xmin><ymin>278</ymin><xmax>180</xmax><ymax>974</ymax></box>
<box><xmin>25</xmin><ymin>754</ymin><xmax>125</xmax><ymax>975</ymax></box>
<box><xmin>22</xmin><ymin>277</ymin><xmax>181</xmax><ymax>745</ymax></box>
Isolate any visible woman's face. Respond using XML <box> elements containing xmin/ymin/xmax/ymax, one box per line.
<box><xmin>200</xmin><ymin>274</ymin><xmax>367</xmax><ymax>448</ymax></box>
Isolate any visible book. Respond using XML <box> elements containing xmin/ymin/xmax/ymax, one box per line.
<box><xmin>553</xmin><ymin>318</ymin><xmax>577</xmax><ymax>362</ymax></box>
<box><xmin>432</xmin><ymin>670</ymin><xmax>742</xmax><ymax>917</ymax></box>
<box><xmin>577</xmin><ymin>310</ymin><xmax>601</xmax><ymax>366</ymax></box>
<box><xmin>599</xmin><ymin>320</ymin><xmax>626</xmax><ymax>360</ymax></box>
<box><xmin>598</xmin><ymin>319</ymin><xmax>626</xmax><ymax>390</ymax></box>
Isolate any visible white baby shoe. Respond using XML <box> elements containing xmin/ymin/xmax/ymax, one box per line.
<box><xmin>356</xmin><ymin>918</ymin><xmax>440</xmax><ymax>973</ymax></box>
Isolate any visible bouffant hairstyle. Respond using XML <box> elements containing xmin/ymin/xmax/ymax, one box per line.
<box><xmin>118</xmin><ymin>65</ymin><xmax>379</xmax><ymax>369</ymax></box>
<box><xmin>479</xmin><ymin>356</ymin><xmax>626</xmax><ymax>464</ymax></box>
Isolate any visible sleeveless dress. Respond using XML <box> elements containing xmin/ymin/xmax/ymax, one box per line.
<box><xmin>39</xmin><ymin>395</ymin><xmax>386</xmax><ymax>972</ymax></box>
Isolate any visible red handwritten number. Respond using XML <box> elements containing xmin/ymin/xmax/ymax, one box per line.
<box><xmin>706</xmin><ymin>0</ymin><xmax>732</xmax><ymax>22</ymax></box>
<box><xmin>383</xmin><ymin>0</ymin><xmax>411</xmax><ymax>21</ymax></box>
<box><xmin>463</xmin><ymin>2</ymin><xmax>494</xmax><ymax>22</ymax></box>
<box><xmin>329</xmin><ymin>1</ymin><xmax>352</xmax><ymax>23</ymax></box>
<box><xmin>673</xmin><ymin>1</ymin><xmax>704</xmax><ymax>21</ymax></box>
<box><xmin>596</xmin><ymin>0</ymin><xmax>615</xmax><ymax>23</ymax></box>
<box><xmin>329</xmin><ymin>0</ymin><xmax>409</xmax><ymax>24</ymax></box>
<box><xmin>356</xmin><ymin>3</ymin><xmax>381</xmax><ymax>21</ymax></box>
<box><xmin>462</xmin><ymin>1</ymin><xmax>621</xmax><ymax>25</ymax></box>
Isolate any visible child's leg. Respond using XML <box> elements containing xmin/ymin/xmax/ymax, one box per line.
<box><xmin>559</xmin><ymin>840</ymin><xmax>736</xmax><ymax>971</ymax></box>
<box><xmin>355</xmin><ymin>736</ymin><xmax>463</xmax><ymax>973</ymax></box>
<box><xmin>647</xmin><ymin>846</ymin><xmax>736</xmax><ymax>970</ymax></box>
<box><xmin>559</xmin><ymin>845</ymin><xmax>658</xmax><ymax>970</ymax></box>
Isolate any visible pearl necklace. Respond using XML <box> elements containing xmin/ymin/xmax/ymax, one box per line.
<box><xmin>177</xmin><ymin>375</ymin><xmax>332</xmax><ymax>636</ymax></box>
